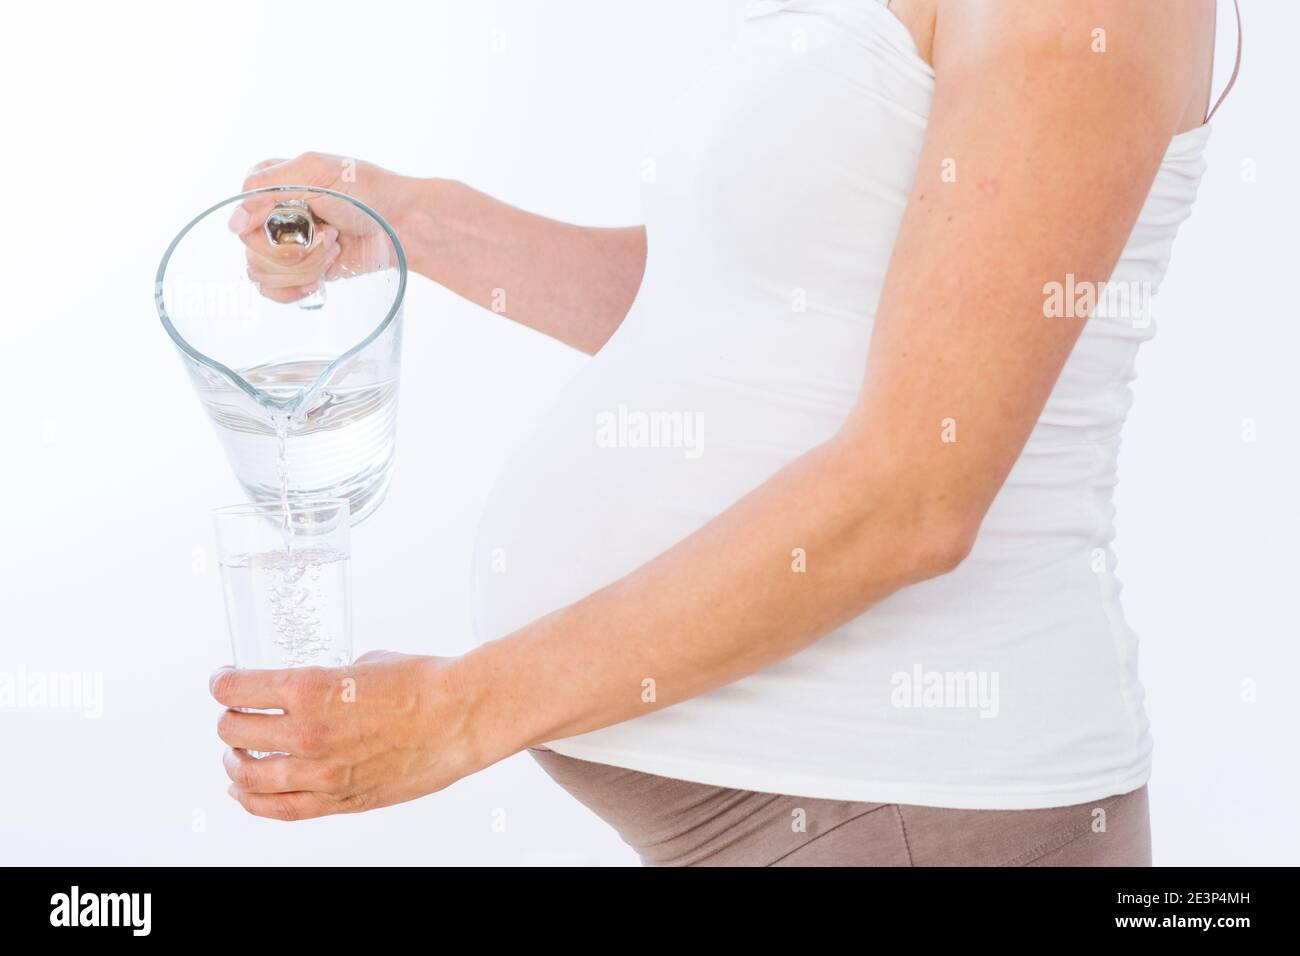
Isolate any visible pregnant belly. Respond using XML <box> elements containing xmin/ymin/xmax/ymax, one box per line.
<box><xmin>471</xmin><ymin>329</ymin><xmax>1115</xmax><ymax>645</ymax></box>
<box><xmin>468</xmin><ymin>344</ymin><xmax>1147</xmax><ymax>802</ymax></box>
<box><xmin>471</xmin><ymin>352</ymin><xmax>849</xmax><ymax>643</ymax></box>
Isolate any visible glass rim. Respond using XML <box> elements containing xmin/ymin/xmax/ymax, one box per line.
<box><xmin>154</xmin><ymin>184</ymin><xmax>408</xmax><ymax>412</ymax></box>
<box><xmin>211</xmin><ymin>497</ymin><xmax>350</xmax><ymax>520</ymax></box>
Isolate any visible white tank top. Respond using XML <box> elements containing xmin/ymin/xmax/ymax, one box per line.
<box><xmin>472</xmin><ymin>0</ymin><xmax>1232</xmax><ymax>808</ymax></box>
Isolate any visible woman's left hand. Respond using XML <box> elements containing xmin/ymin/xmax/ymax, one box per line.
<box><xmin>211</xmin><ymin>651</ymin><xmax>486</xmax><ymax>821</ymax></box>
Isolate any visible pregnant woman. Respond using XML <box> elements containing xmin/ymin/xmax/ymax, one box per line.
<box><xmin>212</xmin><ymin>0</ymin><xmax>1241</xmax><ymax>865</ymax></box>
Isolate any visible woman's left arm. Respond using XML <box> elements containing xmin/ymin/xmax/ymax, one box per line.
<box><xmin>214</xmin><ymin>0</ymin><xmax>1204</xmax><ymax>819</ymax></box>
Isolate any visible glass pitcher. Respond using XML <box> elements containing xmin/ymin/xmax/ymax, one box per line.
<box><xmin>156</xmin><ymin>186</ymin><xmax>406</xmax><ymax>524</ymax></box>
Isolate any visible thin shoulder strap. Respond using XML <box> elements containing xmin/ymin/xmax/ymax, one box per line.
<box><xmin>1206</xmin><ymin>0</ymin><xmax>1242</xmax><ymax>123</ymax></box>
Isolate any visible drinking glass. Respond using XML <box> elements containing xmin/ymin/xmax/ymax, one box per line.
<box><xmin>212</xmin><ymin>499</ymin><xmax>353</xmax><ymax>671</ymax></box>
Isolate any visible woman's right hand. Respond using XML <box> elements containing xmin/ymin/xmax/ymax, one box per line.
<box><xmin>229</xmin><ymin>152</ymin><xmax>416</xmax><ymax>304</ymax></box>
<box><xmin>226</xmin><ymin>151</ymin><xmax>644</xmax><ymax>353</ymax></box>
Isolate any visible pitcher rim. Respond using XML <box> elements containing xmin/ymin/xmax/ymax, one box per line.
<box><xmin>154</xmin><ymin>185</ymin><xmax>408</xmax><ymax>412</ymax></box>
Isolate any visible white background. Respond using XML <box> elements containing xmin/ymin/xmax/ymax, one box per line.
<box><xmin>0</xmin><ymin>1</ymin><xmax>1294</xmax><ymax>866</ymax></box>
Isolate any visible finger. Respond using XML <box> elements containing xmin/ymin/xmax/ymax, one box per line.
<box><xmin>243</xmin><ymin>153</ymin><xmax>333</xmax><ymax>192</ymax></box>
<box><xmin>239</xmin><ymin>219</ymin><xmax>339</xmax><ymax>273</ymax></box>
<box><xmin>228</xmin><ymin>152</ymin><xmax>353</xmax><ymax>235</ymax></box>
<box><xmin>246</xmin><ymin>252</ymin><xmax>330</xmax><ymax>291</ymax></box>
<box><xmin>222</xmin><ymin>748</ymin><xmax>340</xmax><ymax>795</ymax></box>
<box><xmin>228</xmin><ymin>156</ymin><xmax>313</xmax><ymax>234</ymax></box>
<box><xmin>227</xmin><ymin>159</ymin><xmax>285</xmax><ymax>235</ymax></box>
<box><xmin>210</xmin><ymin>666</ymin><xmax>294</xmax><ymax>710</ymax></box>
<box><xmin>322</xmin><ymin>232</ymin><xmax>391</xmax><ymax>281</ymax></box>
<box><xmin>244</xmin><ymin>230</ymin><xmax>339</xmax><ymax>288</ymax></box>
<box><xmin>230</xmin><ymin>190</ymin><xmax>358</xmax><ymax>242</ymax></box>
<box><xmin>352</xmin><ymin>649</ymin><xmax>421</xmax><ymax>668</ymax></box>
<box><xmin>227</xmin><ymin>786</ymin><xmax>343</xmax><ymax>822</ymax></box>
<box><xmin>216</xmin><ymin>709</ymin><xmax>298</xmax><ymax>754</ymax></box>
<box><xmin>252</xmin><ymin>281</ymin><xmax>324</xmax><ymax>305</ymax></box>
<box><xmin>229</xmin><ymin>190</ymin><xmax>325</xmax><ymax>238</ymax></box>
<box><xmin>246</xmin><ymin>157</ymin><xmax>287</xmax><ymax>178</ymax></box>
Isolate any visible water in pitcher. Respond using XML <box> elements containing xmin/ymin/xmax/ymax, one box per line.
<box><xmin>159</xmin><ymin>186</ymin><xmax>406</xmax><ymax>527</ymax></box>
<box><xmin>195</xmin><ymin>357</ymin><xmax>399</xmax><ymax>524</ymax></box>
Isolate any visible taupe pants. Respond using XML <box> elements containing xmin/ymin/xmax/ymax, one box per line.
<box><xmin>531</xmin><ymin>749</ymin><xmax>1151</xmax><ymax>867</ymax></box>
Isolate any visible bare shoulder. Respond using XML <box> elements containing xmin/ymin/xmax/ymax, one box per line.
<box><xmin>890</xmin><ymin>0</ymin><xmax>1217</xmax><ymax>135</ymax></box>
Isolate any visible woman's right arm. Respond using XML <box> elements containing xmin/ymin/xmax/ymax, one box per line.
<box><xmin>402</xmin><ymin>177</ymin><xmax>646</xmax><ymax>355</ymax></box>
<box><xmin>238</xmin><ymin>153</ymin><xmax>647</xmax><ymax>355</ymax></box>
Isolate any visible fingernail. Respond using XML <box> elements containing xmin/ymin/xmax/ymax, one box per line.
<box><xmin>302</xmin><ymin>282</ymin><xmax>321</xmax><ymax>295</ymax></box>
<box><xmin>324</xmin><ymin>244</ymin><xmax>341</xmax><ymax>264</ymax></box>
<box><xmin>228</xmin><ymin>207</ymin><xmax>250</xmax><ymax>234</ymax></box>
<box><xmin>209</xmin><ymin>667</ymin><xmax>236</xmax><ymax>700</ymax></box>
<box><xmin>226</xmin><ymin>785</ymin><xmax>238</xmax><ymax>800</ymax></box>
